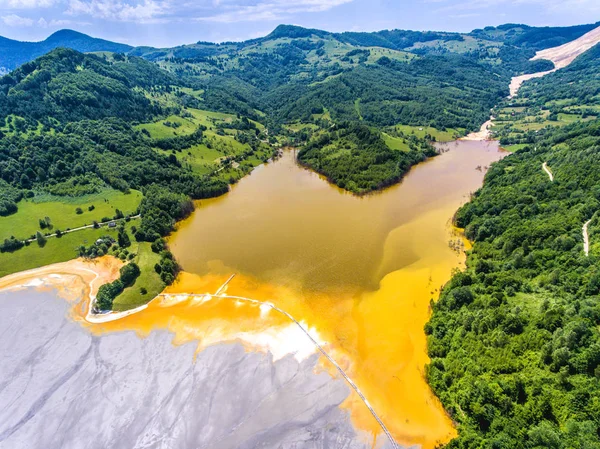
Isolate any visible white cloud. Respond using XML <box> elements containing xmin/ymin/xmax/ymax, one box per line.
<box><xmin>448</xmin><ymin>12</ymin><xmax>481</xmax><ymax>18</ymax></box>
<box><xmin>61</xmin><ymin>0</ymin><xmax>353</xmax><ymax>24</ymax></box>
<box><xmin>37</xmin><ymin>16</ymin><xmax>90</xmax><ymax>26</ymax></box>
<box><xmin>0</xmin><ymin>12</ymin><xmax>90</xmax><ymax>27</ymax></box>
<box><xmin>0</xmin><ymin>0</ymin><xmax>56</xmax><ymax>8</ymax></box>
<box><xmin>66</xmin><ymin>0</ymin><xmax>169</xmax><ymax>22</ymax></box>
<box><xmin>435</xmin><ymin>0</ymin><xmax>600</xmax><ymax>13</ymax></box>
<box><xmin>195</xmin><ymin>0</ymin><xmax>354</xmax><ymax>23</ymax></box>
<box><xmin>1</xmin><ymin>13</ymin><xmax>34</xmax><ymax>25</ymax></box>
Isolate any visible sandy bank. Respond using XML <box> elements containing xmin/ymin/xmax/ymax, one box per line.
<box><xmin>0</xmin><ymin>256</ymin><xmax>123</xmax><ymax>306</ymax></box>
<box><xmin>460</xmin><ymin>117</ymin><xmax>494</xmax><ymax>141</ymax></box>
<box><xmin>509</xmin><ymin>70</ymin><xmax>555</xmax><ymax>98</ymax></box>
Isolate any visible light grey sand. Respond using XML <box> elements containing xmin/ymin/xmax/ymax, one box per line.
<box><xmin>0</xmin><ymin>291</ymin><xmax>398</xmax><ymax>449</ymax></box>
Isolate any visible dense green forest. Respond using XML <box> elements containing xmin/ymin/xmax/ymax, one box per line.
<box><xmin>297</xmin><ymin>122</ymin><xmax>435</xmax><ymax>194</ymax></box>
<box><xmin>0</xmin><ymin>48</ymin><xmax>176</xmax><ymax>124</ymax></box>
<box><xmin>132</xmin><ymin>23</ymin><xmax>598</xmax><ymax>133</ymax></box>
<box><xmin>427</xmin><ymin>120</ymin><xmax>600</xmax><ymax>448</ymax></box>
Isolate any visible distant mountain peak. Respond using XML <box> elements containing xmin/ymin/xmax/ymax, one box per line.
<box><xmin>44</xmin><ymin>29</ymin><xmax>89</xmax><ymax>42</ymax></box>
<box><xmin>266</xmin><ymin>24</ymin><xmax>330</xmax><ymax>40</ymax></box>
<box><xmin>0</xmin><ymin>30</ymin><xmax>132</xmax><ymax>72</ymax></box>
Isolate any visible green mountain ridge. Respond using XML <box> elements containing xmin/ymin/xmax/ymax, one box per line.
<box><xmin>0</xmin><ymin>29</ymin><xmax>132</xmax><ymax>73</ymax></box>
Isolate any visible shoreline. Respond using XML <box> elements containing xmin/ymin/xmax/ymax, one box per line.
<box><xmin>460</xmin><ymin>116</ymin><xmax>495</xmax><ymax>141</ymax></box>
<box><xmin>0</xmin><ymin>256</ymin><xmax>124</xmax><ymax>318</ymax></box>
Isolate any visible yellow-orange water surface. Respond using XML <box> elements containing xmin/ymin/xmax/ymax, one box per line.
<box><xmin>90</xmin><ymin>141</ymin><xmax>505</xmax><ymax>448</ymax></box>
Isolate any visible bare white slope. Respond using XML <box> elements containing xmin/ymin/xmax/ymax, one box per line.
<box><xmin>509</xmin><ymin>25</ymin><xmax>600</xmax><ymax>98</ymax></box>
<box><xmin>533</xmin><ymin>25</ymin><xmax>600</xmax><ymax>69</ymax></box>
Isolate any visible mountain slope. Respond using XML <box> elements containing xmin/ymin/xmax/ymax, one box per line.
<box><xmin>0</xmin><ymin>30</ymin><xmax>132</xmax><ymax>74</ymax></box>
<box><xmin>427</xmin><ymin>119</ymin><xmax>600</xmax><ymax>449</ymax></box>
<box><xmin>532</xmin><ymin>25</ymin><xmax>600</xmax><ymax>69</ymax></box>
<box><xmin>0</xmin><ymin>47</ymin><xmax>175</xmax><ymax>123</ymax></box>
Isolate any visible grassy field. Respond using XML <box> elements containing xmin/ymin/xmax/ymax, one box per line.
<box><xmin>394</xmin><ymin>125</ymin><xmax>464</xmax><ymax>142</ymax></box>
<box><xmin>0</xmin><ymin>223</ymin><xmax>135</xmax><ymax>278</ymax></box>
<box><xmin>135</xmin><ymin>114</ymin><xmax>198</xmax><ymax>139</ymax></box>
<box><xmin>1</xmin><ymin>189</ymin><xmax>142</xmax><ymax>241</ymax></box>
<box><xmin>112</xmin><ymin>242</ymin><xmax>164</xmax><ymax>311</ymax></box>
<box><xmin>366</xmin><ymin>47</ymin><xmax>415</xmax><ymax>64</ymax></box>
<box><xmin>382</xmin><ymin>132</ymin><xmax>411</xmax><ymax>152</ymax></box>
<box><xmin>187</xmin><ymin>108</ymin><xmax>236</xmax><ymax>130</ymax></box>
<box><xmin>285</xmin><ymin>123</ymin><xmax>319</xmax><ymax>132</ymax></box>
<box><xmin>502</xmin><ymin>143</ymin><xmax>529</xmax><ymax>152</ymax></box>
<box><xmin>158</xmin><ymin>143</ymin><xmax>223</xmax><ymax>175</ymax></box>
<box><xmin>179</xmin><ymin>87</ymin><xmax>204</xmax><ymax>99</ymax></box>
<box><xmin>494</xmin><ymin>96</ymin><xmax>597</xmax><ymax>143</ymax></box>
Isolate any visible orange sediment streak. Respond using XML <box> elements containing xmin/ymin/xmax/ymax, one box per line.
<box><xmin>0</xmin><ymin>256</ymin><xmax>123</xmax><ymax>309</ymax></box>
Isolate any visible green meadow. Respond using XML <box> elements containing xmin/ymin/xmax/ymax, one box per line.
<box><xmin>394</xmin><ymin>125</ymin><xmax>465</xmax><ymax>141</ymax></box>
<box><xmin>382</xmin><ymin>132</ymin><xmax>411</xmax><ymax>152</ymax></box>
<box><xmin>1</xmin><ymin>189</ymin><xmax>142</xmax><ymax>241</ymax></box>
<box><xmin>0</xmin><ymin>223</ymin><xmax>135</xmax><ymax>277</ymax></box>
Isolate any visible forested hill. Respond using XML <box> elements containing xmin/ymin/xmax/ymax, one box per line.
<box><xmin>0</xmin><ymin>48</ymin><xmax>176</xmax><ymax>124</ymax></box>
<box><xmin>0</xmin><ymin>48</ymin><xmax>228</xmax><ymax>215</ymax></box>
<box><xmin>0</xmin><ymin>30</ymin><xmax>132</xmax><ymax>74</ymax></box>
<box><xmin>426</xmin><ymin>119</ymin><xmax>600</xmax><ymax>447</ymax></box>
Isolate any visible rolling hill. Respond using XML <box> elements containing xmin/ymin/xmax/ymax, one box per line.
<box><xmin>0</xmin><ymin>29</ymin><xmax>132</xmax><ymax>74</ymax></box>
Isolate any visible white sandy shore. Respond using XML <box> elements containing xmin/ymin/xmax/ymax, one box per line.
<box><xmin>460</xmin><ymin>117</ymin><xmax>495</xmax><ymax>141</ymax></box>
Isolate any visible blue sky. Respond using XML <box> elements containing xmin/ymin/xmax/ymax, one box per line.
<box><xmin>1</xmin><ymin>0</ymin><xmax>599</xmax><ymax>47</ymax></box>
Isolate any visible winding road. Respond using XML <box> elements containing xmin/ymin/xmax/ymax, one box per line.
<box><xmin>583</xmin><ymin>219</ymin><xmax>592</xmax><ymax>257</ymax></box>
<box><xmin>542</xmin><ymin>162</ymin><xmax>554</xmax><ymax>181</ymax></box>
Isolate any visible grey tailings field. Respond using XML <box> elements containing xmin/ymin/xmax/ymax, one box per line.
<box><xmin>0</xmin><ymin>290</ymin><xmax>396</xmax><ymax>449</ymax></box>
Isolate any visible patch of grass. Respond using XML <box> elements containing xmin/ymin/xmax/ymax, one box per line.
<box><xmin>0</xmin><ymin>223</ymin><xmax>134</xmax><ymax>278</ymax></box>
<box><xmin>179</xmin><ymin>87</ymin><xmax>204</xmax><ymax>99</ymax></box>
<box><xmin>135</xmin><ymin>114</ymin><xmax>197</xmax><ymax>139</ymax></box>
<box><xmin>354</xmin><ymin>98</ymin><xmax>363</xmax><ymax>120</ymax></box>
<box><xmin>112</xmin><ymin>242</ymin><xmax>164</xmax><ymax>311</ymax></box>
<box><xmin>502</xmin><ymin>143</ymin><xmax>528</xmax><ymax>152</ymax></box>
<box><xmin>312</xmin><ymin>108</ymin><xmax>331</xmax><ymax>121</ymax></box>
<box><xmin>366</xmin><ymin>47</ymin><xmax>415</xmax><ymax>64</ymax></box>
<box><xmin>187</xmin><ymin>108</ymin><xmax>236</xmax><ymax>130</ymax></box>
<box><xmin>382</xmin><ymin>132</ymin><xmax>410</xmax><ymax>152</ymax></box>
<box><xmin>1</xmin><ymin>189</ymin><xmax>142</xmax><ymax>241</ymax></box>
<box><xmin>159</xmin><ymin>144</ymin><xmax>224</xmax><ymax>175</ymax></box>
<box><xmin>395</xmin><ymin>124</ymin><xmax>464</xmax><ymax>142</ymax></box>
<box><xmin>285</xmin><ymin>122</ymin><xmax>319</xmax><ymax>132</ymax></box>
